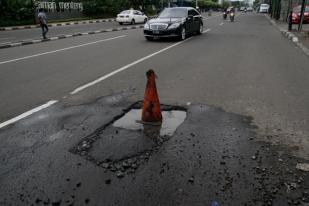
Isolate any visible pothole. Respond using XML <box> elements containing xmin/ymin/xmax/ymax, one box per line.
<box><xmin>113</xmin><ymin>109</ymin><xmax>186</xmax><ymax>136</ymax></box>
<box><xmin>70</xmin><ymin>101</ymin><xmax>187</xmax><ymax>177</ymax></box>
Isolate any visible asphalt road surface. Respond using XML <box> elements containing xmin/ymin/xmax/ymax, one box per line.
<box><xmin>0</xmin><ymin>20</ymin><xmax>139</xmax><ymax>44</ymax></box>
<box><xmin>0</xmin><ymin>13</ymin><xmax>309</xmax><ymax>206</ymax></box>
<box><xmin>0</xmin><ymin>13</ymin><xmax>219</xmax><ymax>44</ymax></box>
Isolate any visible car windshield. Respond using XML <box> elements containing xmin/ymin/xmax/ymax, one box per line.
<box><xmin>158</xmin><ymin>8</ymin><xmax>187</xmax><ymax>18</ymax></box>
<box><xmin>120</xmin><ymin>10</ymin><xmax>131</xmax><ymax>14</ymax></box>
<box><xmin>293</xmin><ymin>6</ymin><xmax>309</xmax><ymax>13</ymax></box>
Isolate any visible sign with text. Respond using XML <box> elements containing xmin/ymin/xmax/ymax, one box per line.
<box><xmin>37</xmin><ymin>1</ymin><xmax>83</xmax><ymax>12</ymax></box>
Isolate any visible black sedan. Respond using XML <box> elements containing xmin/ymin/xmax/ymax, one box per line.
<box><xmin>144</xmin><ymin>7</ymin><xmax>203</xmax><ymax>41</ymax></box>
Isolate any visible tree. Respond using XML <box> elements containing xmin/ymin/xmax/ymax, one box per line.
<box><xmin>0</xmin><ymin>0</ymin><xmax>36</xmax><ymax>26</ymax></box>
<box><xmin>221</xmin><ymin>0</ymin><xmax>230</xmax><ymax>9</ymax></box>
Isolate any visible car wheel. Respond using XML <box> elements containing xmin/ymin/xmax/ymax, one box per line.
<box><xmin>145</xmin><ymin>36</ymin><xmax>153</xmax><ymax>41</ymax></box>
<box><xmin>119</xmin><ymin>22</ymin><xmax>123</xmax><ymax>25</ymax></box>
<box><xmin>179</xmin><ymin>27</ymin><xmax>186</xmax><ymax>41</ymax></box>
<box><xmin>131</xmin><ymin>19</ymin><xmax>135</xmax><ymax>25</ymax></box>
<box><xmin>197</xmin><ymin>23</ymin><xmax>203</xmax><ymax>34</ymax></box>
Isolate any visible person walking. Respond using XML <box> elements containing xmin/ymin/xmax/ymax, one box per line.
<box><xmin>38</xmin><ymin>8</ymin><xmax>48</xmax><ymax>39</ymax></box>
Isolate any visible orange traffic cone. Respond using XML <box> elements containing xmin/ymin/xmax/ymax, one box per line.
<box><xmin>141</xmin><ymin>70</ymin><xmax>162</xmax><ymax>125</ymax></box>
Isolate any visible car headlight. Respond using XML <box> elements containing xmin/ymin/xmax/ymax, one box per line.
<box><xmin>168</xmin><ymin>23</ymin><xmax>180</xmax><ymax>30</ymax></box>
<box><xmin>144</xmin><ymin>23</ymin><xmax>150</xmax><ymax>29</ymax></box>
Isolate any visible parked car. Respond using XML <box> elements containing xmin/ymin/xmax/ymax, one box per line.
<box><xmin>259</xmin><ymin>4</ymin><xmax>269</xmax><ymax>13</ymax></box>
<box><xmin>291</xmin><ymin>5</ymin><xmax>309</xmax><ymax>24</ymax></box>
<box><xmin>116</xmin><ymin>10</ymin><xmax>148</xmax><ymax>25</ymax></box>
<box><xmin>247</xmin><ymin>7</ymin><xmax>253</xmax><ymax>12</ymax></box>
<box><xmin>143</xmin><ymin>7</ymin><xmax>203</xmax><ymax>41</ymax></box>
<box><xmin>240</xmin><ymin>7</ymin><xmax>246</xmax><ymax>12</ymax></box>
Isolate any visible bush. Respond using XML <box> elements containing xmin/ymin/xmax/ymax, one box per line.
<box><xmin>0</xmin><ymin>0</ymin><xmax>35</xmax><ymax>26</ymax></box>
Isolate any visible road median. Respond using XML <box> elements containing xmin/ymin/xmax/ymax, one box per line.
<box><xmin>0</xmin><ymin>25</ymin><xmax>144</xmax><ymax>50</ymax></box>
<box><xmin>0</xmin><ymin>18</ymin><xmax>116</xmax><ymax>31</ymax></box>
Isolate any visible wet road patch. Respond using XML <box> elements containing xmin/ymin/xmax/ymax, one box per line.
<box><xmin>70</xmin><ymin>101</ymin><xmax>187</xmax><ymax>177</ymax></box>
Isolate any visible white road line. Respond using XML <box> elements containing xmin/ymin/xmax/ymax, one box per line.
<box><xmin>32</xmin><ymin>40</ymin><xmax>42</xmax><ymax>43</ymax></box>
<box><xmin>219</xmin><ymin>22</ymin><xmax>224</xmax><ymax>26</ymax></box>
<box><xmin>0</xmin><ymin>30</ymin><xmax>210</xmax><ymax>128</ymax></box>
<box><xmin>50</xmin><ymin>37</ymin><xmax>59</xmax><ymax>40</ymax></box>
<box><xmin>10</xmin><ymin>42</ymin><xmax>22</xmax><ymax>46</ymax></box>
<box><xmin>70</xmin><ymin>36</ymin><xmax>193</xmax><ymax>95</ymax></box>
<box><xmin>0</xmin><ymin>100</ymin><xmax>58</xmax><ymax>129</ymax></box>
<box><xmin>0</xmin><ymin>35</ymin><xmax>126</xmax><ymax>65</ymax></box>
<box><xmin>202</xmin><ymin>28</ymin><xmax>211</xmax><ymax>33</ymax></box>
<box><xmin>0</xmin><ymin>41</ymin><xmax>12</xmax><ymax>45</ymax></box>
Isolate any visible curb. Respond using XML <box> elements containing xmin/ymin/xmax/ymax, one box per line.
<box><xmin>265</xmin><ymin>14</ymin><xmax>309</xmax><ymax>57</ymax></box>
<box><xmin>0</xmin><ymin>19</ymin><xmax>116</xmax><ymax>31</ymax></box>
<box><xmin>0</xmin><ymin>25</ymin><xmax>144</xmax><ymax>50</ymax></box>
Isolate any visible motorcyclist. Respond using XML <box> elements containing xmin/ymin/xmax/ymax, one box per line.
<box><xmin>229</xmin><ymin>7</ymin><xmax>235</xmax><ymax>21</ymax></box>
<box><xmin>223</xmin><ymin>8</ymin><xmax>228</xmax><ymax>19</ymax></box>
<box><xmin>230</xmin><ymin>7</ymin><xmax>235</xmax><ymax>14</ymax></box>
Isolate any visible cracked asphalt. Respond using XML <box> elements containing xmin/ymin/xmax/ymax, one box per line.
<box><xmin>0</xmin><ymin>12</ymin><xmax>309</xmax><ymax>206</ymax></box>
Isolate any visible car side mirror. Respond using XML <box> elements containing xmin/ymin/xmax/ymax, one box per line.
<box><xmin>187</xmin><ymin>15</ymin><xmax>193</xmax><ymax>20</ymax></box>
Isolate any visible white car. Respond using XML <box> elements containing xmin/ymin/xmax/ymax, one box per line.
<box><xmin>116</xmin><ymin>10</ymin><xmax>148</xmax><ymax>25</ymax></box>
<box><xmin>247</xmin><ymin>7</ymin><xmax>253</xmax><ymax>12</ymax></box>
<box><xmin>259</xmin><ymin>4</ymin><xmax>269</xmax><ymax>13</ymax></box>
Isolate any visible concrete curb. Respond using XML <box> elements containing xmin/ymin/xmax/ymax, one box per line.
<box><xmin>265</xmin><ymin>14</ymin><xmax>309</xmax><ymax>57</ymax></box>
<box><xmin>0</xmin><ymin>25</ymin><xmax>144</xmax><ymax>50</ymax></box>
<box><xmin>0</xmin><ymin>19</ymin><xmax>116</xmax><ymax>31</ymax></box>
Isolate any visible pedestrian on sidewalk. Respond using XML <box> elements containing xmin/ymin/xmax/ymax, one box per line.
<box><xmin>38</xmin><ymin>8</ymin><xmax>48</xmax><ymax>39</ymax></box>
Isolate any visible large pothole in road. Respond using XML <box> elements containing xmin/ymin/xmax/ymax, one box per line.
<box><xmin>70</xmin><ymin>101</ymin><xmax>186</xmax><ymax>178</ymax></box>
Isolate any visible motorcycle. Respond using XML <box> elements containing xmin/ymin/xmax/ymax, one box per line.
<box><xmin>230</xmin><ymin>12</ymin><xmax>235</xmax><ymax>22</ymax></box>
<box><xmin>223</xmin><ymin>12</ymin><xmax>227</xmax><ymax>20</ymax></box>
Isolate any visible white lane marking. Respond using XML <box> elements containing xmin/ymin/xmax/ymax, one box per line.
<box><xmin>0</xmin><ymin>35</ymin><xmax>126</xmax><ymax>65</ymax></box>
<box><xmin>0</xmin><ymin>41</ymin><xmax>12</xmax><ymax>45</ymax></box>
<box><xmin>10</xmin><ymin>42</ymin><xmax>22</xmax><ymax>46</ymax></box>
<box><xmin>0</xmin><ymin>100</ymin><xmax>58</xmax><ymax>129</ymax></box>
<box><xmin>202</xmin><ymin>28</ymin><xmax>211</xmax><ymax>33</ymax></box>
<box><xmin>219</xmin><ymin>22</ymin><xmax>224</xmax><ymax>26</ymax></box>
<box><xmin>70</xmin><ymin>37</ymin><xmax>193</xmax><ymax>94</ymax></box>
<box><xmin>32</xmin><ymin>40</ymin><xmax>42</xmax><ymax>43</ymax></box>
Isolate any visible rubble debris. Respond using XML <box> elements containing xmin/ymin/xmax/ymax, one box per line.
<box><xmin>296</xmin><ymin>163</ymin><xmax>309</xmax><ymax>172</ymax></box>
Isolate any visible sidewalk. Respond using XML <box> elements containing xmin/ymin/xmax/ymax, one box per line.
<box><xmin>274</xmin><ymin>19</ymin><xmax>309</xmax><ymax>49</ymax></box>
<box><xmin>0</xmin><ymin>18</ymin><xmax>116</xmax><ymax>31</ymax></box>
